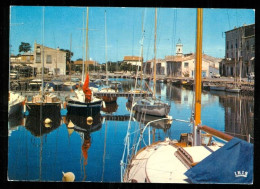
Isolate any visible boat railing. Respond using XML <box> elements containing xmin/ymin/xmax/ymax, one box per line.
<box><xmin>135</xmin><ymin>117</ymin><xmax>191</xmax><ymax>154</ymax></box>
<box><xmin>120</xmin><ymin>115</ymin><xmax>191</xmax><ymax>182</ymax></box>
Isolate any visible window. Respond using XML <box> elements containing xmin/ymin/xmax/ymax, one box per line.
<box><xmin>246</xmin><ymin>41</ymin><xmax>249</xmax><ymax>50</ymax></box>
<box><xmin>251</xmin><ymin>45</ymin><xmax>255</xmax><ymax>52</ymax></box>
<box><xmin>46</xmin><ymin>55</ymin><xmax>52</xmax><ymax>64</ymax></box>
<box><xmin>36</xmin><ymin>46</ymin><xmax>41</xmax><ymax>53</ymax></box>
<box><xmin>36</xmin><ymin>54</ymin><xmax>41</xmax><ymax>63</ymax></box>
<box><xmin>184</xmin><ymin>62</ymin><xmax>189</xmax><ymax>67</ymax></box>
<box><xmin>226</xmin><ymin>41</ymin><xmax>229</xmax><ymax>49</ymax></box>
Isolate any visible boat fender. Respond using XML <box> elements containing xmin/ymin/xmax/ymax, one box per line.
<box><xmin>44</xmin><ymin>118</ymin><xmax>52</xmax><ymax>124</ymax></box>
<box><xmin>62</xmin><ymin>171</ymin><xmax>75</xmax><ymax>182</ymax></box>
<box><xmin>86</xmin><ymin>116</ymin><xmax>93</xmax><ymax>125</ymax></box>
<box><xmin>68</xmin><ymin>120</ymin><xmax>74</xmax><ymax>128</ymax></box>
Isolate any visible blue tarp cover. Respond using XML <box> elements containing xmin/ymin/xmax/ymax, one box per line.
<box><xmin>184</xmin><ymin>137</ymin><xmax>253</xmax><ymax>184</ymax></box>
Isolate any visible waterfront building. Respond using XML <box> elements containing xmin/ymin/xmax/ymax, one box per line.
<box><xmin>73</xmin><ymin>60</ymin><xmax>98</xmax><ymax>72</ymax></box>
<box><xmin>144</xmin><ymin>59</ymin><xmax>166</xmax><ymax>75</ymax></box>
<box><xmin>143</xmin><ymin>40</ymin><xmax>221</xmax><ymax>78</ymax></box>
<box><xmin>123</xmin><ymin>56</ymin><xmax>143</xmax><ymax>67</ymax></box>
<box><xmin>33</xmin><ymin>42</ymin><xmax>67</xmax><ymax>75</ymax></box>
<box><xmin>220</xmin><ymin>24</ymin><xmax>255</xmax><ymax>77</ymax></box>
<box><xmin>10</xmin><ymin>52</ymin><xmax>34</xmax><ymax>68</ymax></box>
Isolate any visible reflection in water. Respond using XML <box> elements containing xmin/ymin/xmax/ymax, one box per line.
<box><xmin>101</xmin><ymin>101</ymin><xmax>119</xmax><ymax>114</ymax></box>
<box><xmin>166</xmin><ymin>84</ymin><xmax>182</xmax><ymax>103</ymax></box>
<box><xmin>8</xmin><ymin>111</ymin><xmax>24</xmax><ymax>136</ymax></box>
<box><xmin>64</xmin><ymin>112</ymin><xmax>102</xmax><ymax>181</ymax></box>
<box><xmin>133</xmin><ymin>112</ymin><xmax>171</xmax><ymax>132</ymax></box>
<box><xmin>25</xmin><ymin>110</ymin><xmax>62</xmax><ymax>137</ymax></box>
<box><xmin>219</xmin><ymin>94</ymin><xmax>254</xmax><ymax>142</ymax></box>
<box><xmin>7</xmin><ymin>79</ymin><xmax>254</xmax><ymax>182</ymax></box>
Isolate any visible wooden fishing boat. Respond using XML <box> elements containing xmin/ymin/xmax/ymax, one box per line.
<box><xmin>66</xmin><ymin>8</ymin><xmax>102</xmax><ymax>115</ymax></box>
<box><xmin>66</xmin><ymin>74</ymin><xmax>102</xmax><ymax>115</ymax></box>
<box><xmin>25</xmin><ymin>11</ymin><xmax>62</xmax><ymax>117</ymax></box>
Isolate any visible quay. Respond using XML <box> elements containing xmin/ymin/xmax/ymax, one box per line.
<box><xmin>10</xmin><ymin>73</ymin><xmax>254</xmax><ymax>95</ymax></box>
<box><xmin>18</xmin><ymin>90</ymin><xmax>151</xmax><ymax>98</ymax></box>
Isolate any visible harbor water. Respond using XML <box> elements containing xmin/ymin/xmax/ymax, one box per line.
<box><xmin>8</xmin><ymin>78</ymin><xmax>254</xmax><ymax>182</ymax></box>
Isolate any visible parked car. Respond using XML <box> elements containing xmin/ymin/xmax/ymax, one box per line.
<box><xmin>211</xmin><ymin>73</ymin><xmax>221</xmax><ymax>78</ymax></box>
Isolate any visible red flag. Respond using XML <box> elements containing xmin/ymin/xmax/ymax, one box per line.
<box><xmin>82</xmin><ymin>74</ymin><xmax>92</xmax><ymax>102</ymax></box>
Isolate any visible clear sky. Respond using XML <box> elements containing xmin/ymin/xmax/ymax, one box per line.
<box><xmin>10</xmin><ymin>6</ymin><xmax>255</xmax><ymax>63</ymax></box>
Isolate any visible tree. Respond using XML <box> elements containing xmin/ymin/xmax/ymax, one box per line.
<box><xmin>19</xmin><ymin>42</ymin><xmax>31</xmax><ymax>53</ymax></box>
<box><xmin>60</xmin><ymin>49</ymin><xmax>74</xmax><ymax>63</ymax></box>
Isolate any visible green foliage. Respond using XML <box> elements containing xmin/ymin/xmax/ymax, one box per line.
<box><xmin>60</xmin><ymin>49</ymin><xmax>74</xmax><ymax>62</ymax></box>
<box><xmin>19</xmin><ymin>42</ymin><xmax>31</xmax><ymax>53</ymax></box>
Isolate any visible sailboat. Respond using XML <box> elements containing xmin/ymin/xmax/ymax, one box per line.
<box><xmin>99</xmin><ymin>10</ymin><xmax>118</xmax><ymax>103</ymax></box>
<box><xmin>25</xmin><ymin>7</ymin><xmax>62</xmax><ymax>116</ymax></box>
<box><xmin>121</xmin><ymin>8</ymin><xmax>253</xmax><ymax>184</ymax></box>
<box><xmin>130</xmin><ymin>8</ymin><xmax>170</xmax><ymax>117</ymax></box>
<box><xmin>65</xmin><ymin>7</ymin><xmax>102</xmax><ymax>115</ymax></box>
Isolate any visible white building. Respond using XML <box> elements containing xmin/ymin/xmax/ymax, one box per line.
<box><xmin>33</xmin><ymin>42</ymin><xmax>67</xmax><ymax>75</ymax></box>
<box><xmin>123</xmin><ymin>56</ymin><xmax>143</xmax><ymax>67</ymax></box>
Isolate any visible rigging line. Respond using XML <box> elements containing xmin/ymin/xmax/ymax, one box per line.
<box><xmin>121</xmin><ymin>11</ymin><xmax>147</xmax><ymax>177</ymax></box>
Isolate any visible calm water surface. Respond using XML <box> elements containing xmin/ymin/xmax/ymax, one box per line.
<box><xmin>8</xmin><ymin>79</ymin><xmax>254</xmax><ymax>182</ymax></box>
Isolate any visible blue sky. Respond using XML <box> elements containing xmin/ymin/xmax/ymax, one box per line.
<box><xmin>10</xmin><ymin>6</ymin><xmax>255</xmax><ymax>63</ymax></box>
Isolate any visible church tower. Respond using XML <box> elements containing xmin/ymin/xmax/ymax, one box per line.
<box><xmin>176</xmin><ymin>38</ymin><xmax>183</xmax><ymax>56</ymax></box>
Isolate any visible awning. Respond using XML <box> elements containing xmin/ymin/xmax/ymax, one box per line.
<box><xmin>184</xmin><ymin>137</ymin><xmax>253</xmax><ymax>184</ymax></box>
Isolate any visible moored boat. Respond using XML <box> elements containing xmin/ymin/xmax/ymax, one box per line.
<box><xmin>225</xmin><ymin>88</ymin><xmax>241</xmax><ymax>93</ymax></box>
<box><xmin>8</xmin><ymin>91</ymin><xmax>25</xmax><ymax>117</ymax></box>
<box><xmin>209</xmin><ymin>85</ymin><xmax>226</xmax><ymax>91</ymax></box>
<box><xmin>121</xmin><ymin>8</ymin><xmax>253</xmax><ymax>184</ymax></box>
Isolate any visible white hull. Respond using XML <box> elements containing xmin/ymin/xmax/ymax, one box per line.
<box><xmin>124</xmin><ymin>139</ymin><xmax>220</xmax><ymax>183</ymax></box>
<box><xmin>8</xmin><ymin>91</ymin><xmax>25</xmax><ymax>117</ymax></box>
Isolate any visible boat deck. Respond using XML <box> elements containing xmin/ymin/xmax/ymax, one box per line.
<box><xmin>124</xmin><ymin>140</ymin><xmax>221</xmax><ymax>183</ymax></box>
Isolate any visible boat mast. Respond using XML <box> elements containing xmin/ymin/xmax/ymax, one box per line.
<box><xmin>153</xmin><ymin>8</ymin><xmax>157</xmax><ymax>99</ymax></box>
<box><xmin>41</xmin><ymin>7</ymin><xmax>45</xmax><ymax>99</ymax></box>
<box><xmin>69</xmin><ymin>33</ymin><xmax>72</xmax><ymax>81</ymax></box>
<box><xmin>140</xmin><ymin>9</ymin><xmax>145</xmax><ymax>83</ymax></box>
<box><xmin>85</xmin><ymin>7</ymin><xmax>89</xmax><ymax>77</ymax></box>
<box><xmin>105</xmin><ymin>10</ymin><xmax>108</xmax><ymax>85</ymax></box>
<box><xmin>193</xmin><ymin>8</ymin><xmax>203</xmax><ymax>146</ymax></box>
<box><xmin>82</xmin><ymin>10</ymin><xmax>85</xmax><ymax>82</ymax></box>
